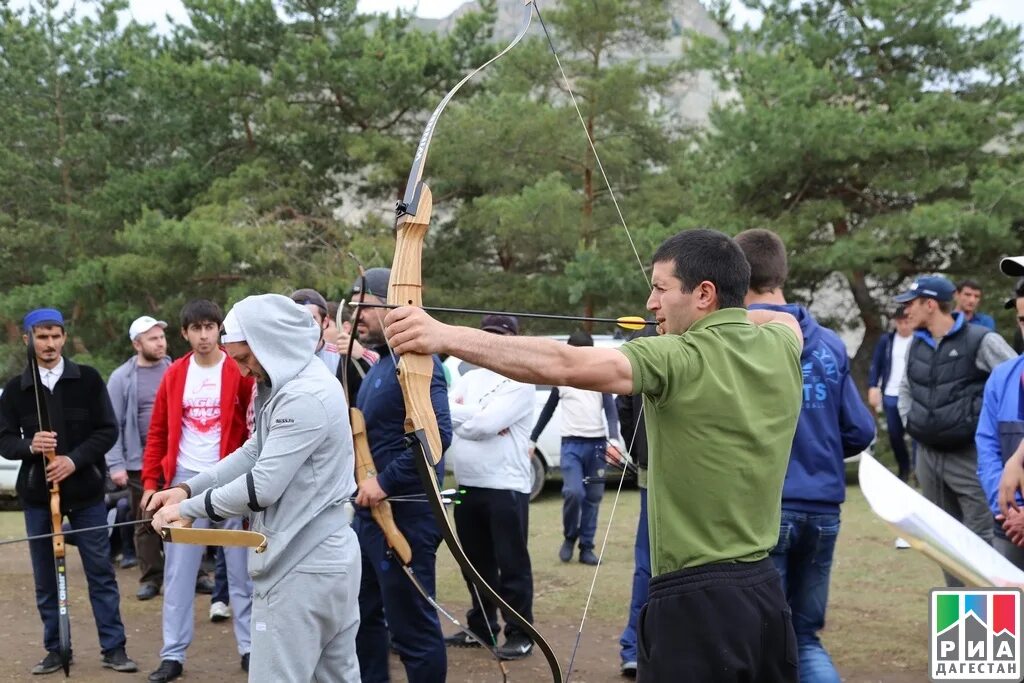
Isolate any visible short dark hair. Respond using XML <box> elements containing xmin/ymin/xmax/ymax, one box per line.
<box><xmin>180</xmin><ymin>299</ymin><xmax>223</xmax><ymax>330</ymax></box>
<box><xmin>734</xmin><ymin>229</ymin><xmax>788</xmax><ymax>294</ymax></box>
<box><xmin>956</xmin><ymin>279</ymin><xmax>982</xmax><ymax>293</ymax></box>
<box><xmin>651</xmin><ymin>229</ymin><xmax>750</xmax><ymax>310</ymax></box>
<box><xmin>326</xmin><ymin>301</ymin><xmax>340</xmax><ymax>322</ymax></box>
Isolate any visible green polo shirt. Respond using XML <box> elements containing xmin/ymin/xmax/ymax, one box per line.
<box><xmin>619</xmin><ymin>308</ymin><xmax>802</xmax><ymax>576</ymax></box>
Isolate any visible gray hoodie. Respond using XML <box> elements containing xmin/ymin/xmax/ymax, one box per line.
<box><xmin>179</xmin><ymin>294</ymin><xmax>356</xmax><ymax>590</ymax></box>
<box><xmin>105</xmin><ymin>355</ymin><xmax>173</xmax><ymax>473</ymax></box>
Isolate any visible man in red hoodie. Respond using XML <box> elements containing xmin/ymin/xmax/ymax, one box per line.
<box><xmin>140</xmin><ymin>299</ymin><xmax>254</xmax><ymax>683</ymax></box>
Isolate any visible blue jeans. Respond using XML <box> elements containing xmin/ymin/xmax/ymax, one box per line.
<box><xmin>619</xmin><ymin>487</ymin><xmax>650</xmax><ymax>663</ymax></box>
<box><xmin>882</xmin><ymin>395</ymin><xmax>912</xmax><ymax>480</ymax></box>
<box><xmin>770</xmin><ymin>511</ymin><xmax>841</xmax><ymax>683</ymax></box>
<box><xmin>25</xmin><ymin>501</ymin><xmax>127</xmax><ymax>654</ymax></box>
<box><xmin>560</xmin><ymin>437</ymin><xmax>606</xmax><ymax>550</ymax></box>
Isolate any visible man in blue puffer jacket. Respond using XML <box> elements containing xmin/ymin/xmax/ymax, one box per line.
<box><xmin>736</xmin><ymin>229</ymin><xmax>876</xmax><ymax>683</ymax></box>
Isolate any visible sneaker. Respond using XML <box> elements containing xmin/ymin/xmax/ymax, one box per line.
<box><xmin>31</xmin><ymin>651</ymin><xmax>72</xmax><ymax>675</ymax></box>
<box><xmin>136</xmin><ymin>583</ymin><xmax>160</xmax><ymax>601</ymax></box>
<box><xmin>620</xmin><ymin>660</ymin><xmax>638</xmax><ymax>678</ymax></box>
<box><xmin>241</xmin><ymin>653</ymin><xmax>250</xmax><ymax>672</ymax></box>
<box><xmin>210</xmin><ymin>600</ymin><xmax>232</xmax><ymax>622</ymax></box>
<box><xmin>444</xmin><ymin>631</ymin><xmax>485</xmax><ymax>648</ymax></box>
<box><xmin>120</xmin><ymin>555</ymin><xmax>138</xmax><ymax>569</ymax></box>
<box><xmin>195</xmin><ymin>574</ymin><xmax>215</xmax><ymax>594</ymax></box>
<box><xmin>101</xmin><ymin>647</ymin><xmax>138</xmax><ymax>673</ymax></box>
<box><xmin>559</xmin><ymin>538</ymin><xmax>575</xmax><ymax>563</ymax></box>
<box><xmin>895</xmin><ymin>537</ymin><xmax>911</xmax><ymax>549</ymax></box>
<box><xmin>496</xmin><ymin>633</ymin><xmax>533</xmax><ymax>660</ymax></box>
<box><xmin>579</xmin><ymin>548</ymin><xmax>599</xmax><ymax>566</ymax></box>
<box><xmin>148</xmin><ymin>659</ymin><xmax>183</xmax><ymax>683</ymax></box>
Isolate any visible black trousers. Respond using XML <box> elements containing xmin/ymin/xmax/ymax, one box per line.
<box><xmin>638</xmin><ymin>558</ymin><xmax>798</xmax><ymax>683</ymax></box>
<box><xmin>453</xmin><ymin>486</ymin><xmax>534</xmax><ymax>640</ymax></box>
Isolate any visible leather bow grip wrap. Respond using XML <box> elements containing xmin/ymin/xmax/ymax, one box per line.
<box><xmin>351</xmin><ymin>407</ymin><xmax>413</xmax><ymax>564</ymax></box>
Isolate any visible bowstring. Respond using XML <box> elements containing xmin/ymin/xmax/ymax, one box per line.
<box><xmin>532</xmin><ymin>2</ymin><xmax>652</xmax><ymax>678</ymax></box>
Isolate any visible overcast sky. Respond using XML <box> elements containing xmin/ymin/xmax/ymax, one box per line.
<box><xmin>10</xmin><ymin>0</ymin><xmax>1024</xmax><ymax>31</ymax></box>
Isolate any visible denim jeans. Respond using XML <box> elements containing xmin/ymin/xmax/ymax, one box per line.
<box><xmin>560</xmin><ymin>437</ymin><xmax>606</xmax><ymax>550</ymax></box>
<box><xmin>770</xmin><ymin>510</ymin><xmax>841</xmax><ymax>683</ymax></box>
<box><xmin>25</xmin><ymin>501</ymin><xmax>127</xmax><ymax>654</ymax></box>
<box><xmin>619</xmin><ymin>487</ymin><xmax>650</xmax><ymax>663</ymax></box>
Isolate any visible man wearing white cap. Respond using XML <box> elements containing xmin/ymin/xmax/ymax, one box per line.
<box><xmin>105</xmin><ymin>316</ymin><xmax>172</xmax><ymax>598</ymax></box>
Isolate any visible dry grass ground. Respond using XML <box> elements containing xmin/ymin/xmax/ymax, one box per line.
<box><xmin>0</xmin><ymin>480</ymin><xmax>935</xmax><ymax>681</ymax></box>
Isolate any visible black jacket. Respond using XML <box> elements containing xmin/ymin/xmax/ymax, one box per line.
<box><xmin>0</xmin><ymin>358</ymin><xmax>117</xmax><ymax>511</ymax></box>
<box><xmin>905</xmin><ymin>323</ymin><xmax>989</xmax><ymax>450</ymax></box>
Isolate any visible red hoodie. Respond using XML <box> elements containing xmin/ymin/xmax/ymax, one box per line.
<box><xmin>141</xmin><ymin>350</ymin><xmax>254</xmax><ymax>491</ymax></box>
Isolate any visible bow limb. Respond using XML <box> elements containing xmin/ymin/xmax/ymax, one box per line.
<box><xmin>158</xmin><ymin>524</ymin><xmax>268</xmax><ymax>552</ymax></box>
<box><xmin>29</xmin><ymin>343</ymin><xmax>71</xmax><ymax>677</ymax></box>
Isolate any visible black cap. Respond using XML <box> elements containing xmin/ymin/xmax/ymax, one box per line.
<box><xmin>1005</xmin><ymin>277</ymin><xmax>1024</xmax><ymax>310</ymax></box>
<box><xmin>351</xmin><ymin>268</ymin><xmax>391</xmax><ymax>300</ymax></box>
<box><xmin>480</xmin><ymin>314</ymin><xmax>518</xmax><ymax>336</ymax></box>
<box><xmin>567</xmin><ymin>330</ymin><xmax>593</xmax><ymax>347</ymax></box>
<box><xmin>290</xmin><ymin>288</ymin><xmax>328</xmax><ymax>315</ymax></box>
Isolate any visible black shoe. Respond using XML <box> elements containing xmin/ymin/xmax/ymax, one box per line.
<box><xmin>558</xmin><ymin>538</ymin><xmax>575</xmax><ymax>563</ymax></box>
<box><xmin>120</xmin><ymin>555</ymin><xmax>138</xmax><ymax>569</ymax></box>
<box><xmin>148</xmin><ymin>659</ymin><xmax>183</xmax><ymax>682</ymax></box>
<box><xmin>620</xmin><ymin>660</ymin><xmax>638</xmax><ymax>678</ymax></box>
<box><xmin>579</xmin><ymin>548</ymin><xmax>599</xmax><ymax>565</ymax></box>
<box><xmin>241</xmin><ymin>653</ymin><xmax>250</xmax><ymax>672</ymax></box>
<box><xmin>496</xmin><ymin>633</ymin><xmax>533</xmax><ymax>660</ymax></box>
<box><xmin>195</xmin><ymin>574</ymin><xmax>215</xmax><ymax>594</ymax></box>
<box><xmin>136</xmin><ymin>583</ymin><xmax>160</xmax><ymax>601</ymax></box>
<box><xmin>444</xmin><ymin>631</ymin><xmax>486</xmax><ymax>648</ymax></box>
<box><xmin>102</xmin><ymin>647</ymin><xmax>138</xmax><ymax>672</ymax></box>
<box><xmin>31</xmin><ymin>651</ymin><xmax>72</xmax><ymax>675</ymax></box>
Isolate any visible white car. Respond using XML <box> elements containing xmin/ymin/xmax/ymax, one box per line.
<box><xmin>443</xmin><ymin>334</ymin><xmax>630</xmax><ymax>499</ymax></box>
<box><xmin>0</xmin><ymin>388</ymin><xmax>19</xmax><ymax>494</ymax></box>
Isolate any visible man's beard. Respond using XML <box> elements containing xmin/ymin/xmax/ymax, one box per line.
<box><xmin>359</xmin><ymin>327</ymin><xmax>386</xmax><ymax>348</ymax></box>
<box><xmin>141</xmin><ymin>349</ymin><xmax>165</xmax><ymax>363</ymax></box>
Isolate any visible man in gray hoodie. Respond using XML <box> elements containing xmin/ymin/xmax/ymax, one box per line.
<box><xmin>148</xmin><ymin>294</ymin><xmax>361</xmax><ymax>682</ymax></box>
<box><xmin>105</xmin><ymin>316</ymin><xmax>173</xmax><ymax>595</ymax></box>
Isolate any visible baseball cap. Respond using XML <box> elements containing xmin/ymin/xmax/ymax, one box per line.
<box><xmin>351</xmin><ymin>268</ymin><xmax>391</xmax><ymax>300</ymax></box>
<box><xmin>1001</xmin><ymin>256</ymin><xmax>1024</xmax><ymax>277</ymax></box>
<box><xmin>289</xmin><ymin>288</ymin><xmax>328</xmax><ymax>315</ymax></box>
<box><xmin>23</xmin><ymin>308</ymin><xmax>64</xmax><ymax>332</ymax></box>
<box><xmin>1005</xmin><ymin>277</ymin><xmax>1024</xmax><ymax>310</ymax></box>
<box><xmin>892</xmin><ymin>275</ymin><xmax>956</xmax><ymax>304</ymax></box>
<box><xmin>221</xmin><ymin>307</ymin><xmax>246</xmax><ymax>344</ymax></box>
<box><xmin>480</xmin><ymin>314</ymin><xmax>518</xmax><ymax>336</ymax></box>
<box><xmin>128</xmin><ymin>315</ymin><xmax>167</xmax><ymax>341</ymax></box>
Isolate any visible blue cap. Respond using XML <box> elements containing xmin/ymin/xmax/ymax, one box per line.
<box><xmin>23</xmin><ymin>308</ymin><xmax>64</xmax><ymax>331</ymax></box>
<box><xmin>893</xmin><ymin>276</ymin><xmax>956</xmax><ymax>304</ymax></box>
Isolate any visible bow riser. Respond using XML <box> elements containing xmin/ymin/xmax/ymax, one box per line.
<box><xmin>389</xmin><ymin>183</ymin><xmax>444</xmax><ymax>463</ymax></box>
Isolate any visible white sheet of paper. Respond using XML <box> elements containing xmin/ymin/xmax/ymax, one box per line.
<box><xmin>859</xmin><ymin>452</ymin><xmax>1024</xmax><ymax>586</ymax></box>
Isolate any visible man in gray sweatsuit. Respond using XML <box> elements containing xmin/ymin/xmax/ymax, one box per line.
<box><xmin>149</xmin><ymin>294</ymin><xmax>361</xmax><ymax>682</ymax></box>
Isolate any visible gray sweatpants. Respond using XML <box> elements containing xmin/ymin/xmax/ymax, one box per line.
<box><xmin>916</xmin><ymin>444</ymin><xmax>993</xmax><ymax>587</ymax></box>
<box><xmin>248</xmin><ymin>525</ymin><xmax>361</xmax><ymax>683</ymax></box>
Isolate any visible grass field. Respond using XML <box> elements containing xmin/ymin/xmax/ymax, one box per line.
<box><xmin>0</xmin><ymin>477</ymin><xmax>936</xmax><ymax>681</ymax></box>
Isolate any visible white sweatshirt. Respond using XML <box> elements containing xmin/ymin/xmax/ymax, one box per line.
<box><xmin>447</xmin><ymin>368</ymin><xmax>535</xmax><ymax>494</ymax></box>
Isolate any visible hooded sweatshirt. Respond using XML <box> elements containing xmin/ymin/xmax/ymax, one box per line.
<box><xmin>748</xmin><ymin>303</ymin><xmax>876</xmax><ymax>513</ymax></box>
<box><xmin>179</xmin><ymin>294</ymin><xmax>356</xmax><ymax>588</ymax></box>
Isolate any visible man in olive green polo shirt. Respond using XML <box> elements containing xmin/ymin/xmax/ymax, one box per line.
<box><xmin>384</xmin><ymin>228</ymin><xmax>804</xmax><ymax>683</ymax></box>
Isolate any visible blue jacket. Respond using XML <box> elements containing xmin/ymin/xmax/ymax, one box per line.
<box><xmin>355</xmin><ymin>347</ymin><xmax>452</xmax><ymax>517</ymax></box>
<box><xmin>749</xmin><ymin>304</ymin><xmax>876</xmax><ymax>513</ymax></box>
<box><xmin>868</xmin><ymin>332</ymin><xmax>894</xmax><ymax>390</ymax></box>
<box><xmin>965</xmin><ymin>311</ymin><xmax>996</xmax><ymax>331</ymax></box>
<box><xmin>976</xmin><ymin>354</ymin><xmax>1024</xmax><ymax>517</ymax></box>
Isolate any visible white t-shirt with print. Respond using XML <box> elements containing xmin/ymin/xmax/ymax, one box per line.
<box><xmin>177</xmin><ymin>355</ymin><xmax>224</xmax><ymax>473</ymax></box>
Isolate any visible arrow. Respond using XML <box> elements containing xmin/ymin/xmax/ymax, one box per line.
<box><xmin>351</xmin><ymin>301</ymin><xmax>655</xmax><ymax>331</ymax></box>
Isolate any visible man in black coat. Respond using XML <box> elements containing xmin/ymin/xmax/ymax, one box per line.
<box><xmin>0</xmin><ymin>308</ymin><xmax>137</xmax><ymax>675</ymax></box>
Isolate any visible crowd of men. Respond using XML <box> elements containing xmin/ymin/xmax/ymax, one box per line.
<box><xmin>3</xmin><ymin>228</ymin><xmax>1024</xmax><ymax>683</ymax></box>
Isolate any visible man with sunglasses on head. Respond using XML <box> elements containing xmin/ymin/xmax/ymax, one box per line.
<box><xmin>895</xmin><ymin>275</ymin><xmax>1016</xmax><ymax>587</ymax></box>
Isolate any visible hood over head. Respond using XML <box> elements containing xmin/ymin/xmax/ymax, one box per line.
<box><xmin>224</xmin><ymin>294</ymin><xmax>319</xmax><ymax>397</ymax></box>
